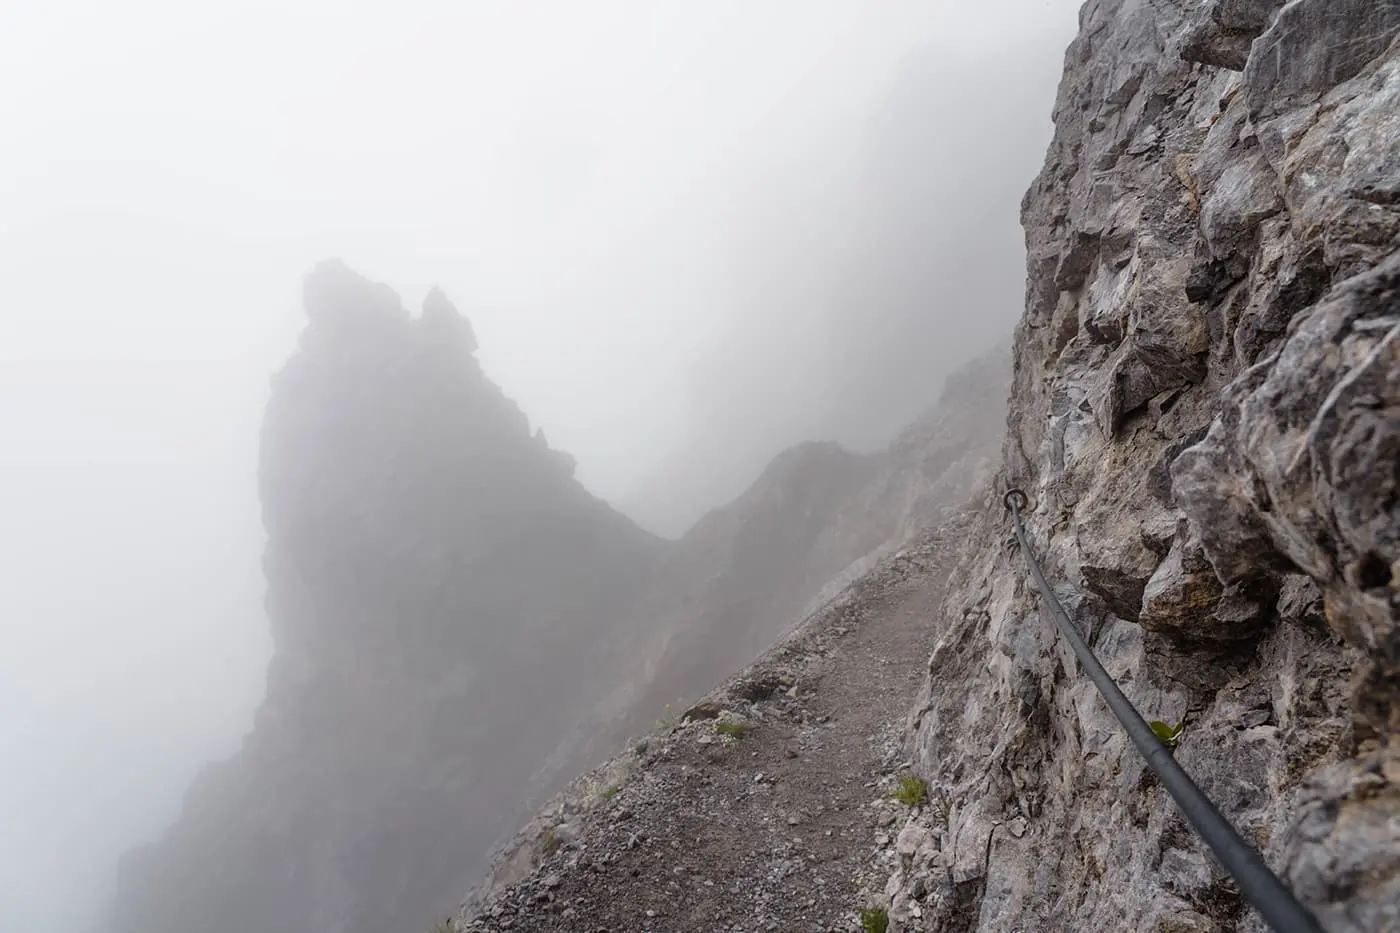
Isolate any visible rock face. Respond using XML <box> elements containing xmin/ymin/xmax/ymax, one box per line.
<box><xmin>111</xmin><ymin>261</ymin><xmax>665</xmax><ymax>933</ymax></box>
<box><xmin>109</xmin><ymin>264</ymin><xmax>1008</xmax><ymax>933</ymax></box>
<box><xmin>888</xmin><ymin>2</ymin><xmax>1400</xmax><ymax>931</ymax></box>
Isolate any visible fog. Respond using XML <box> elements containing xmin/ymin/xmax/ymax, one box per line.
<box><xmin>0</xmin><ymin>2</ymin><xmax>1081</xmax><ymax>930</ymax></box>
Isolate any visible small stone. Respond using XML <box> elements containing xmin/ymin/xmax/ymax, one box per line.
<box><xmin>896</xmin><ymin>824</ymin><xmax>932</xmax><ymax>857</ymax></box>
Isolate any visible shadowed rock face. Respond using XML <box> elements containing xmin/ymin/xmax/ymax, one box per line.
<box><xmin>111</xmin><ymin>260</ymin><xmax>666</xmax><ymax>933</ymax></box>
<box><xmin>887</xmin><ymin>2</ymin><xmax>1400</xmax><ymax>930</ymax></box>
<box><xmin>108</xmin><ymin>262</ymin><xmax>1009</xmax><ymax>933</ymax></box>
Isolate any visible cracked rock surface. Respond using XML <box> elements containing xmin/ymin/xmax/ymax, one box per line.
<box><xmin>898</xmin><ymin>1</ymin><xmax>1400</xmax><ymax>931</ymax></box>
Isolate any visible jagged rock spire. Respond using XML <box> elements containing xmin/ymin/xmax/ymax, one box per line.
<box><xmin>421</xmin><ymin>285</ymin><xmax>478</xmax><ymax>354</ymax></box>
<box><xmin>301</xmin><ymin>258</ymin><xmax>406</xmax><ymax>324</ymax></box>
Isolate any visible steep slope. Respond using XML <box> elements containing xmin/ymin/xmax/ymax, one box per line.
<box><xmin>458</xmin><ymin>355</ymin><xmax>1009</xmax><ymax>925</ymax></box>
<box><xmin>462</xmin><ymin>511</ymin><xmax>981</xmax><ymax>932</ymax></box>
<box><xmin>111</xmin><ymin>262</ymin><xmax>666</xmax><ymax>933</ymax></box>
<box><xmin>884</xmin><ymin>2</ymin><xmax>1400</xmax><ymax>930</ymax></box>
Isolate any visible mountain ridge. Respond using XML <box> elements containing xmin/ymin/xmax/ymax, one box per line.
<box><xmin>109</xmin><ymin>260</ymin><xmax>1009</xmax><ymax>933</ymax></box>
<box><xmin>457</xmin><ymin>1</ymin><xmax>1400</xmax><ymax>930</ymax></box>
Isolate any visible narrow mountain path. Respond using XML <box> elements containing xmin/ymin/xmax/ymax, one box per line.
<box><xmin>461</xmin><ymin>510</ymin><xmax>974</xmax><ymax>933</ymax></box>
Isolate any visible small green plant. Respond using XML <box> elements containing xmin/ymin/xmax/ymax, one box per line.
<box><xmin>1149</xmin><ymin>720</ymin><xmax>1185</xmax><ymax>749</ymax></box>
<box><xmin>891</xmin><ymin>773</ymin><xmax>929</xmax><ymax>807</ymax></box>
<box><xmin>858</xmin><ymin>905</ymin><xmax>890</xmax><ymax>933</ymax></box>
<box><xmin>654</xmin><ymin>702</ymin><xmax>679</xmax><ymax>731</ymax></box>
<box><xmin>714</xmin><ymin>720</ymin><xmax>753</xmax><ymax>737</ymax></box>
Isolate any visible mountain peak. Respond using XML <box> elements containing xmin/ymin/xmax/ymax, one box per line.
<box><xmin>301</xmin><ymin>258</ymin><xmax>406</xmax><ymax>325</ymax></box>
<box><xmin>420</xmin><ymin>285</ymin><xmax>478</xmax><ymax>355</ymax></box>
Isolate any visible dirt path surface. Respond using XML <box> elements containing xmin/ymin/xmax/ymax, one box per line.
<box><xmin>461</xmin><ymin>511</ymin><xmax>972</xmax><ymax>933</ymax></box>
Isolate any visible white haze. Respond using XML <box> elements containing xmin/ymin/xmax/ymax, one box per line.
<box><xmin>0</xmin><ymin>2</ymin><xmax>1082</xmax><ymax>930</ymax></box>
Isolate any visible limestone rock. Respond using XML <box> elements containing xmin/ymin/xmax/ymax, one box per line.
<box><xmin>1180</xmin><ymin>0</ymin><xmax>1285</xmax><ymax>71</ymax></box>
<box><xmin>901</xmin><ymin>0</ymin><xmax>1400</xmax><ymax>928</ymax></box>
<box><xmin>1175</xmin><ymin>255</ymin><xmax>1400</xmax><ymax>732</ymax></box>
<box><xmin>895</xmin><ymin>823</ymin><xmax>931</xmax><ymax>859</ymax></box>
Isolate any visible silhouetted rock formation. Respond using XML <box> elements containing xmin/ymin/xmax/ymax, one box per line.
<box><xmin>112</xmin><ymin>261</ymin><xmax>663</xmax><ymax>933</ymax></box>
<box><xmin>110</xmin><ymin>262</ymin><xmax>1007</xmax><ymax>933</ymax></box>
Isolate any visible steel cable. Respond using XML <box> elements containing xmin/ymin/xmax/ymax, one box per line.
<box><xmin>1003</xmin><ymin>488</ymin><xmax>1325</xmax><ymax>933</ymax></box>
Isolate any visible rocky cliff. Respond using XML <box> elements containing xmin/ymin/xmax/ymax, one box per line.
<box><xmin>890</xmin><ymin>1</ymin><xmax>1400</xmax><ymax>930</ymax></box>
<box><xmin>110</xmin><ymin>263</ymin><xmax>1007</xmax><ymax>933</ymax></box>
<box><xmin>459</xmin><ymin>2</ymin><xmax>1400</xmax><ymax>932</ymax></box>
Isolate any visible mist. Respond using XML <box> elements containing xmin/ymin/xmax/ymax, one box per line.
<box><xmin>0</xmin><ymin>2</ymin><xmax>1081</xmax><ymax>931</ymax></box>
<box><xmin>622</xmin><ymin>29</ymin><xmax>1078</xmax><ymax>533</ymax></box>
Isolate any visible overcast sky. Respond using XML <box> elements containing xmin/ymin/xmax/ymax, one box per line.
<box><xmin>0</xmin><ymin>2</ymin><xmax>1082</xmax><ymax>930</ymax></box>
